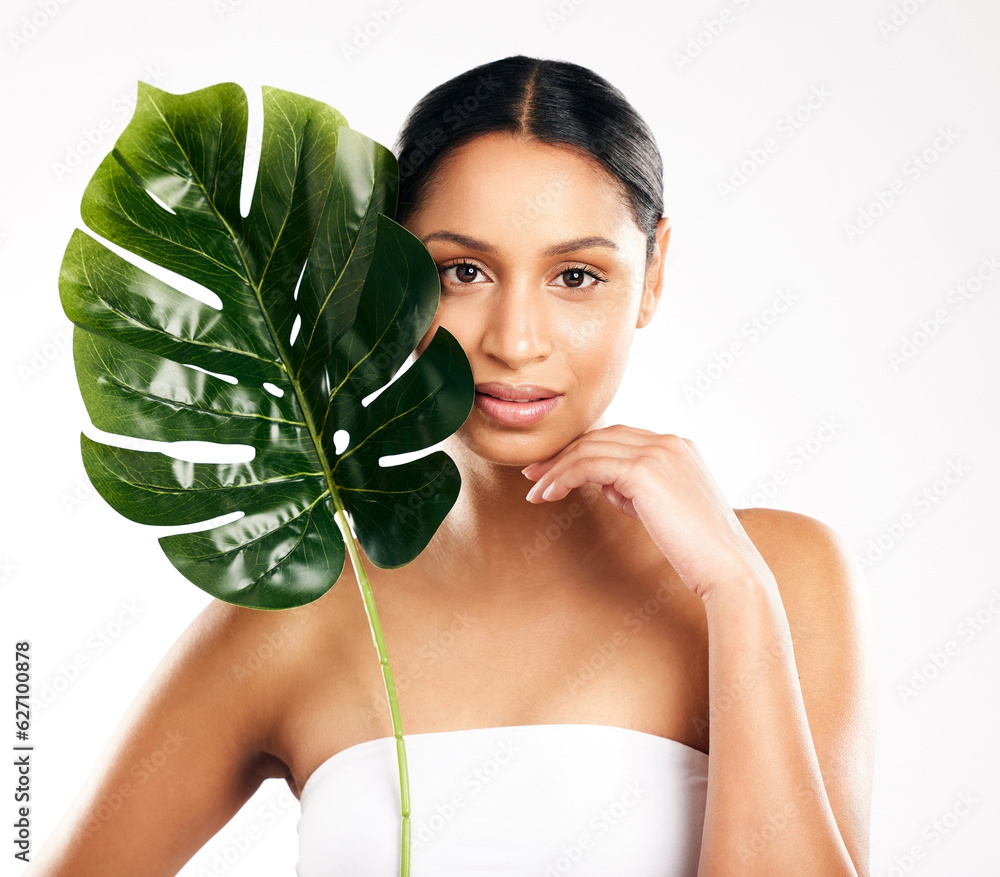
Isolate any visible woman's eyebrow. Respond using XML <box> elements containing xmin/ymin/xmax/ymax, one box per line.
<box><xmin>421</xmin><ymin>230</ymin><xmax>619</xmax><ymax>257</ymax></box>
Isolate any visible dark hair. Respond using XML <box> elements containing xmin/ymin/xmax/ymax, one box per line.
<box><xmin>391</xmin><ymin>55</ymin><xmax>664</xmax><ymax>266</ymax></box>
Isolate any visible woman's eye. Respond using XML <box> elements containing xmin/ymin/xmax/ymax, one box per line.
<box><xmin>440</xmin><ymin>262</ymin><xmax>488</xmax><ymax>284</ymax></box>
<box><xmin>439</xmin><ymin>262</ymin><xmax>607</xmax><ymax>289</ymax></box>
<box><xmin>553</xmin><ymin>267</ymin><xmax>606</xmax><ymax>289</ymax></box>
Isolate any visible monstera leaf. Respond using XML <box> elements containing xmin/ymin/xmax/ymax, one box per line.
<box><xmin>58</xmin><ymin>81</ymin><xmax>474</xmax><ymax>610</ymax></box>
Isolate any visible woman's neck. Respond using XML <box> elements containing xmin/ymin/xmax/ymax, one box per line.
<box><xmin>418</xmin><ymin>435</ymin><xmax>653</xmax><ymax>593</ymax></box>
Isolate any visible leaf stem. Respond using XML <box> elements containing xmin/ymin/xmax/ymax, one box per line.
<box><xmin>331</xmin><ymin>504</ymin><xmax>411</xmax><ymax>877</ymax></box>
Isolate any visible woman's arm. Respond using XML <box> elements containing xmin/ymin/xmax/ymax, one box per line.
<box><xmin>523</xmin><ymin>426</ymin><xmax>876</xmax><ymax>874</ymax></box>
<box><xmin>23</xmin><ymin>599</ymin><xmax>294</xmax><ymax>877</ymax></box>
<box><xmin>696</xmin><ymin>508</ymin><xmax>876</xmax><ymax>877</ymax></box>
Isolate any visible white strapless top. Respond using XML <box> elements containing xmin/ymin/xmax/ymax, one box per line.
<box><xmin>296</xmin><ymin>723</ymin><xmax>708</xmax><ymax>876</ymax></box>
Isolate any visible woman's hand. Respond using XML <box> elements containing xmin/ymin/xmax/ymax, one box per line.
<box><xmin>521</xmin><ymin>424</ymin><xmax>774</xmax><ymax>601</ymax></box>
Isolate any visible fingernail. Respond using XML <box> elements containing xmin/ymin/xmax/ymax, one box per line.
<box><xmin>541</xmin><ymin>483</ymin><xmax>555</xmax><ymax>501</ymax></box>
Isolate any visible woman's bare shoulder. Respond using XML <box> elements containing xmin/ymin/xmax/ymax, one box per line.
<box><xmin>732</xmin><ymin>508</ymin><xmax>876</xmax><ymax>859</ymax></box>
<box><xmin>736</xmin><ymin>508</ymin><xmax>871</xmax><ymax>661</ymax></box>
<box><xmin>194</xmin><ymin>568</ymin><xmax>367</xmax><ymax>752</ymax></box>
<box><xmin>23</xmin><ymin>578</ymin><xmax>351</xmax><ymax>877</ymax></box>
<box><xmin>734</xmin><ymin>507</ymin><xmax>862</xmax><ymax>590</ymax></box>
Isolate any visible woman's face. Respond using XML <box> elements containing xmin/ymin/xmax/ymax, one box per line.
<box><xmin>402</xmin><ymin>131</ymin><xmax>668</xmax><ymax>465</ymax></box>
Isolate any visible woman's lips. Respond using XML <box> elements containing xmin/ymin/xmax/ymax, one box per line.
<box><xmin>473</xmin><ymin>392</ymin><xmax>562</xmax><ymax>426</ymax></box>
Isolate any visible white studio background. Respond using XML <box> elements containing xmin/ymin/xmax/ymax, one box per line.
<box><xmin>2</xmin><ymin>1</ymin><xmax>998</xmax><ymax>875</ymax></box>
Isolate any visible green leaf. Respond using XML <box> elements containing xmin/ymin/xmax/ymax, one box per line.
<box><xmin>59</xmin><ymin>81</ymin><xmax>474</xmax><ymax>609</ymax></box>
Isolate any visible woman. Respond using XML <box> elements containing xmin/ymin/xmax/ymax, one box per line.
<box><xmin>26</xmin><ymin>55</ymin><xmax>875</xmax><ymax>876</ymax></box>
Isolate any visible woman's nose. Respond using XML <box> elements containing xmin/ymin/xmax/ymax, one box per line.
<box><xmin>479</xmin><ymin>283</ymin><xmax>553</xmax><ymax>370</ymax></box>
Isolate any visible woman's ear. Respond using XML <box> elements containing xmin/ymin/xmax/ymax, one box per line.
<box><xmin>636</xmin><ymin>216</ymin><xmax>671</xmax><ymax>329</ymax></box>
